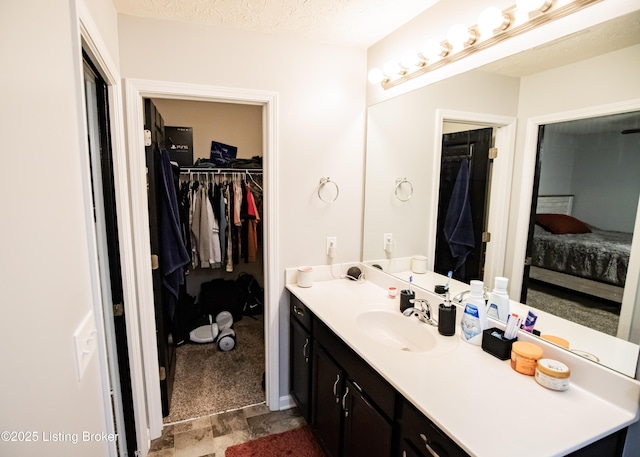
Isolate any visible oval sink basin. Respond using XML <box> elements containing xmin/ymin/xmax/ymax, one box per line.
<box><xmin>357</xmin><ymin>309</ymin><xmax>455</xmax><ymax>354</ymax></box>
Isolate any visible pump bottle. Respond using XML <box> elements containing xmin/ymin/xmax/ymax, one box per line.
<box><xmin>460</xmin><ymin>280</ymin><xmax>488</xmax><ymax>345</ymax></box>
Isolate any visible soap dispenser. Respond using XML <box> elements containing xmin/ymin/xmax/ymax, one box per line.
<box><xmin>460</xmin><ymin>280</ymin><xmax>488</xmax><ymax>345</ymax></box>
<box><xmin>438</xmin><ymin>291</ymin><xmax>456</xmax><ymax>336</ymax></box>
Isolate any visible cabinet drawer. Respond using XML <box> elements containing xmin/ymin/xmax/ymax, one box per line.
<box><xmin>314</xmin><ymin>317</ymin><xmax>396</xmax><ymax>420</ymax></box>
<box><xmin>401</xmin><ymin>399</ymin><xmax>469</xmax><ymax>457</ymax></box>
<box><xmin>290</xmin><ymin>294</ymin><xmax>312</xmax><ymax>331</ymax></box>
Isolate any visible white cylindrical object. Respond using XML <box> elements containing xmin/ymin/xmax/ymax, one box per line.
<box><xmin>411</xmin><ymin>255</ymin><xmax>428</xmax><ymax>274</ymax></box>
<box><xmin>460</xmin><ymin>280</ymin><xmax>488</xmax><ymax>345</ymax></box>
<box><xmin>297</xmin><ymin>266</ymin><xmax>313</xmax><ymax>288</ymax></box>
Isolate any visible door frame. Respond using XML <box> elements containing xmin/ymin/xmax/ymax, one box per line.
<box><xmin>77</xmin><ymin>5</ymin><xmax>146</xmax><ymax>455</ymax></box>
<box><xmin>429</xmin><ymin>110</ymin><xmax>517</xmax><ymax>286</ymax></box>
<box><xmin>124</xmin><ymin>78</ymin><xmax>279</xmax><ymax>439</ymax></box>
<box><xmin>511</xmin><ymin>98</ymin><xmax>640</xmax><ymax>344</ymax></box>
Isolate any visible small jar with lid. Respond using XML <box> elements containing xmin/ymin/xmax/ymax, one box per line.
<box><xmin>535</xmin><ymin>359</ymin><xmax>571</xmax><ymax>391</ymax></box>
<box><xmin>510</xmin><ymin>341</ymin><xmax>544</xmax><ymax>375</ymax></box>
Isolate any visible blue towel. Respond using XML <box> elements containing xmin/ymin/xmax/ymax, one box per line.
<box><xmin>443</xmin><ymin>158</ymin><xmax>475</xmax><ymax>269</ymax></box>
<box><xmin>158</xmin><ymin>145</ymin><xmax>191</xmax><ymax>309</ymax></box>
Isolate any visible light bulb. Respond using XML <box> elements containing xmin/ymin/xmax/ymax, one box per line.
<box><xmin>516</xmin><ymin>0</ymin><xmax>553</xmax><ymax>13</ymax></box>
<box><xmin>421</xmin><ymin>39</ymin><xmax>448</xmax><ymax>60</ymax></box>
<box><xmin>478</xmin><ymin>7</ymin><xmax>510</xmax><ymax>36</ymax></box>
<box><xmin>383</xmin><ymin>60</ymin><xmax>402</xmax><ymax>78</ymax></box>
<box><xmin>447</xmin><ymin>24</ymin><xmax>476</xmax><ymax>49</ymax></box>
<box><xmin>400</xmin><ymin>50</ymin><xmax>425</xmax><ymax>69</ymax></box>
<box><xmin>368</xmin><ymin>68</ymin><xmax>385</xmax><ymax>84</ymax></box>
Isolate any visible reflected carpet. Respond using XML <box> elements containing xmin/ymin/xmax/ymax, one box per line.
<box><xmin>225</xmin><ymin>426</ymin><xmax>325</xmax><ymax>457</ymax></box>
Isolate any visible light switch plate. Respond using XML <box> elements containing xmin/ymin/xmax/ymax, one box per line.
<box><xmin>73</xmin><ymin>311</ymin><xmax>98</xmax><ymax>381</ymax></box>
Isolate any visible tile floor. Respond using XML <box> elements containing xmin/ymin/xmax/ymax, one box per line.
<box><xmin>148</xmin><ymin>403</ymin><xmax>305</xmax><ymax>457</ymax></box>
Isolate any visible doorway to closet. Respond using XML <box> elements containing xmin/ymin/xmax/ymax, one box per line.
<box><xmin>144</xmin><ymin>97</ymin><xmax>267</xmax><ymax>425</ymax></box>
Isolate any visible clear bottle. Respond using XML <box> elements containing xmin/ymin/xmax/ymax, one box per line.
<box><xmin>487</xmin><ymin>277</ymin><xmax>510</xmax><ymax>322</ymax></box>
<box><xmin>460</xmin><ymin>280</ymin><xmax>488</xmax><ymax>345</ymax></box>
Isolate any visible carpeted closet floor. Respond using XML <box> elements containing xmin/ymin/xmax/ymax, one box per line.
<box><xmin>525</xmin><ymin>280</ymin><xmax>620</xmax><ymax>336</ymax></box>
<box><xmin>164</xmin><ymin>314</ymin><xmax>265</xmax><ymax>424</ymax></box>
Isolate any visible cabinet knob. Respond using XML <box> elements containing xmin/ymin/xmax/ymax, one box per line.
<box><xmin>303</xmin><ymin>338</ymin><xmax>310</xmax><ymax>363</ymax></box>
<box><xmin>420</xmin><ymin>433</ymin><xmax>443</xmax><ymax>457</ymax></box>
<box><xmin>293</xmin><ymin>304</ymin><xmax>304</xmax><ymax>316</ymax></box>
<box><xmin>342</xmin><ymin>386</ymin><xmax>350</xmax><ymax>417</ymax></box>
<box><xmin>333</xmin><ymin>374</ymin><xmax>341</xmax><ymax>402</ymax></box>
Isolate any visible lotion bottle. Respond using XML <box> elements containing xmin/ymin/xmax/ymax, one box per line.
<box><xmin>487</xmin><ymin>277</ymin><xmax>510</xmax><ymax>322</ymax></box>
<box><xmin>460</xmin><ymin>280</ymin><xmax>488</xmax><ymax>345</ymax></box>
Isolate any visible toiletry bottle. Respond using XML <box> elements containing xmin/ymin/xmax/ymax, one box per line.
<box><xmin>487</xmin><ymin>277</ymin><xmax>510</xmax><ymax>322</ymax></box>
<box><xmin>438</xmin><ymin>292</ymin><xmax>456</xmax><ymax>336</ymax></box>
<box><xmin>460</xmin><ymin>280</ymin><xmax>488</xmax><ymax>345</ymax></box>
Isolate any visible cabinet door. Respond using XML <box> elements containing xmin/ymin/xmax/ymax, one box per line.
<box><xmin>401</xmin><ymin>399</ymin><xmax>468</xmax><ymax>457</ymax></box>
<box><xmin>290</xmin><ymin>317</ymin><xmax>312</xmax><ymax>422</ymax></box>
<box><xmin>343</xmin><ymin>380</ymin><xmax>393</xmax><ymax>457</ymax></box>
<box><xmin>313</xmin><ymin>345</ymin><xmax>344</xmax><ymax>457</ymax></box>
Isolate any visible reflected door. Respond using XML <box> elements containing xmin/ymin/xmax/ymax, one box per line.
<box><xmin>434</xmin><ymin>128</ymin><xmax>492</xmax><ymax>283</ymax></box>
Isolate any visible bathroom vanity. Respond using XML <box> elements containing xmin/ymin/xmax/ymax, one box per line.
<box><xmin>286</xmin><ymin>265</ymin><xmax>640</xmax><ymax>457</ymax></box>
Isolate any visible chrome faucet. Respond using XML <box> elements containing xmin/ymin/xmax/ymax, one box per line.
<box><xmin>403</xmin><ymin>298</ymin><xmax>437</xmax><ymax>326</ymax></box>
<box><xmin>452</xmin><ymin>288</ymin><xmax>489</xmax><ymax>304</ymax></box>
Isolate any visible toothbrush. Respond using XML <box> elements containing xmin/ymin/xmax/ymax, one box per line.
<box><xmin>445</xmin><ymin>270</ymin><xmax>452</xmax><ymax>290</ymax></box>
<box><xmin>409</xmin><ymin>275</ymin><xmax>413</xmax><ymax>293</ymax></box>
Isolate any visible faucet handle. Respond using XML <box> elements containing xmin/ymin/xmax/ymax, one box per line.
<box><xmin>410</xmin><ymin>298</ymin><xmax>431</xmax><ymax>317</ymax></box>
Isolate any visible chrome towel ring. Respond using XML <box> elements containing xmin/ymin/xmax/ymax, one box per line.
<box><xmin>395</xmin><ymin>178</ymin><xmax>413</xmax><ymax>202</ymax></box>
<box><xmin>318</xmin><ymin>177</ymin><xmax>340</xmax><ymax>203</ymax></box>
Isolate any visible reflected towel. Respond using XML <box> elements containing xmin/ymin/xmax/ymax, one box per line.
<box><xmin>443</xmin><ymin>158</ymin><xmax>475</xmax><ymax>269</ymax></box>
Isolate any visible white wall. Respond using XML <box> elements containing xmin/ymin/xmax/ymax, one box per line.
<box><xmin>0</xmin><ymin>0</ymin><xmax>119</xmax><ymax>455</ymax></box>
<box><xmin>117</xmin><ymin>15</ymin><xmax>367</xmax><ymax>398</ymax></box>
<box><xmin>364</xmin><ymin>69</ymin><xmax>519</xmax><ymax>262</ymax></box>
<box><xmin>539</xmin><ymin>128</ymin><xmax>640</xmax><ymax>232</ymax></box>
<box><xmin>150</xmin><ymin>98</ymin><xmax>263</xmax><ymax>162</ymax></box>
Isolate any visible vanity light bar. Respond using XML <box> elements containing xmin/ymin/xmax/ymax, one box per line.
<box><xmin>374</xmin><ymin>0</ymin><xmax>602</xmax><ymax>90</ymax></box>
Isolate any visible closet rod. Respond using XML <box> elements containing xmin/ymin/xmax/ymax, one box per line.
<box><xmin>179</xmin><ymin>167</ymin><xmax>262</xmax><ymax>174</ymax></box>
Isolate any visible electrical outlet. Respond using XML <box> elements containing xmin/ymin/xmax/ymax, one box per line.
<box><xmin>326</xmin><ymin>236</ymin><xmax>337</xmax><ymax>256</ymax></box>
<box><xmin>383</xmin><ymin>233</ymin><xmax>393</xmax><ymax>251</ymax></box>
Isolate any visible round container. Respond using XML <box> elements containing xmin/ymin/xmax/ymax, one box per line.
<box><xmin>541</xmin><ymin>334</ymin><xmax>570</xmax><ymax>349</ymax></box>
<box><xmin>510</xmin><ymin>341</ymin><xmax>544</xmax><ymax>376</ymax></box>
<box><xmin>535</xmin><ymin>359</ymin><xmax>571</xmax><ymax>391</ymax></box>
<box><xmin>411</xmin><ymin>255</ymin><xmax>428</xmax><ymax>274</ymax></box>
<box><xmin>297</xmin><ymin>266</ymin><xmax>313</xmax><ymax>288</ymax></box>
<box><xmin>388</xmin><ymin>287</ymin><xmax>398</xmax><ymax>298</ymax></box>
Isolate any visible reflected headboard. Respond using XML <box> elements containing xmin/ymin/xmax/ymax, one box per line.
<box><xmin>536</xmin><ymin>195</ymin><xmax>574</xmax><ymax>215</ymax></box>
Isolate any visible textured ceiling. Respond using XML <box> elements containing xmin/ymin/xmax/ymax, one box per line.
<box><xmin>479</xmin><ymin>9</ymin><xmax>640</xmax><ymax>78</ymax></box>
<box><xmin>113</xmin><ymin>0</ymin><xmax>439</xmax><ymax>48</ymax></box>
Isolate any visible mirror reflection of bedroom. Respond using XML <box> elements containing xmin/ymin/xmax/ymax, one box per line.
<box><xmin>522</xmin><ymin>110</ymin><xmax>640</xmax><ymax>337</ymax></box>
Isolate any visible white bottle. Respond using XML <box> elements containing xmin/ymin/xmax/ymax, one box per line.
<box><xmin>460</xmin><ymin>280</ymin><xmax>488</xmax><ymax>345</ymax></box>
<box><xmin>487</xmin><ymin>277</ymin><xmax>511</xmax><ymax>323</ymax></box>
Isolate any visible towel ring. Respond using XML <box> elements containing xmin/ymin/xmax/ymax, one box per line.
<box><xmin>318</xmin><ymin>177</ymin><xmax>339</xmax><ymax>203</ymax></box>
<box><xmin>395</xmin><ymin>178</ymin><xmax>413</xmax><ymax>202</ymax></box>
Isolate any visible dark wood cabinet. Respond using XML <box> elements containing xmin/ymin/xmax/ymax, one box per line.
<box><xmin>289</xmin><ymin>291</ymin><xmax>628</xmax><ymax>457</ymax></box>
<box><xmin>313</xmin><ymin>345</ymin><xmax>344</xmax><ymax>457</ymax></box>
<box><xmin>399</xmin><ymin>398</ymin><xmax>468</xmax><ymax>457</ymax></box>
<box><xmin>290</xmin><ymin>295</ymin><xmax>312</xmax><ymax>422</ymax></box>
<box><xmin>343</xmin><ymin>379</ymin><xmax>393</xmax><ymax>457</ymax></box>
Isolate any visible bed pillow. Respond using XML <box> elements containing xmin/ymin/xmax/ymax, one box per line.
<box><xmin>535</xmin><ymin>214</ymin><xmax>591</xmax><ymax>234</ymax></box>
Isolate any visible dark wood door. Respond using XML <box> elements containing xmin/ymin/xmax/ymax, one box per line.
<box><xmin>343</xmin><ymin>380</ymin><xmax>392</xmax><ymax>457</ymax></box>
<box><xmin>435</xmin><ymin>127</ymin><xmax>493</xmax><ymax>283</ymax></box>
<box><xmin>83</xmin><ymin>54</ymin><xmax>137</xmax><ymax>455</ymax></box>
<box><xmin>520</xmin><ymin>125</ymin><xmax>546</xmax><ymax>302</ymax></box>
<box><xmin>144</xmin><ymin>98</ymin><xmax>176</xmax><ymax>417</ymax></box>
<box><xmin>313</xmin><ymin>345</ymin><xmax>344</xmax><ymax>457</ymax></box>
<box><xmin>290</xmin><ymin>316</ymin><xmax>312</xmax><ymax>422</ymax></box>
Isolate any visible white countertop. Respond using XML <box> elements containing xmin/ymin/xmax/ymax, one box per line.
<box><xmin>366</xmin><ymin>258</ymin><xmax>640</xmax><ymax>378</ymax></box>
<box><xmin>286</xmin><ymin>264</ymin><xmax>640</xmax><ymax>457</ymax></box>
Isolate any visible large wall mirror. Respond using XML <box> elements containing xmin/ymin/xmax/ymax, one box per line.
<box><xmin>363</xmin><ymin>10</ymin><xmax>640</xmax><ymax>377</ymax></box>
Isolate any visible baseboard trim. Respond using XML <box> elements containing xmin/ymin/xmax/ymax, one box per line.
<box><xmin>278</xmin><ymin>394</ymin><xmax>295</xmax><ymax>411</ymax></box>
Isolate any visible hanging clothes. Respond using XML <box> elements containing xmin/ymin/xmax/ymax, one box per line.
<box><xmin>246</xmin><ymin>183</ymin><xmax>261</xmax><ymax>262</ymax></box>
